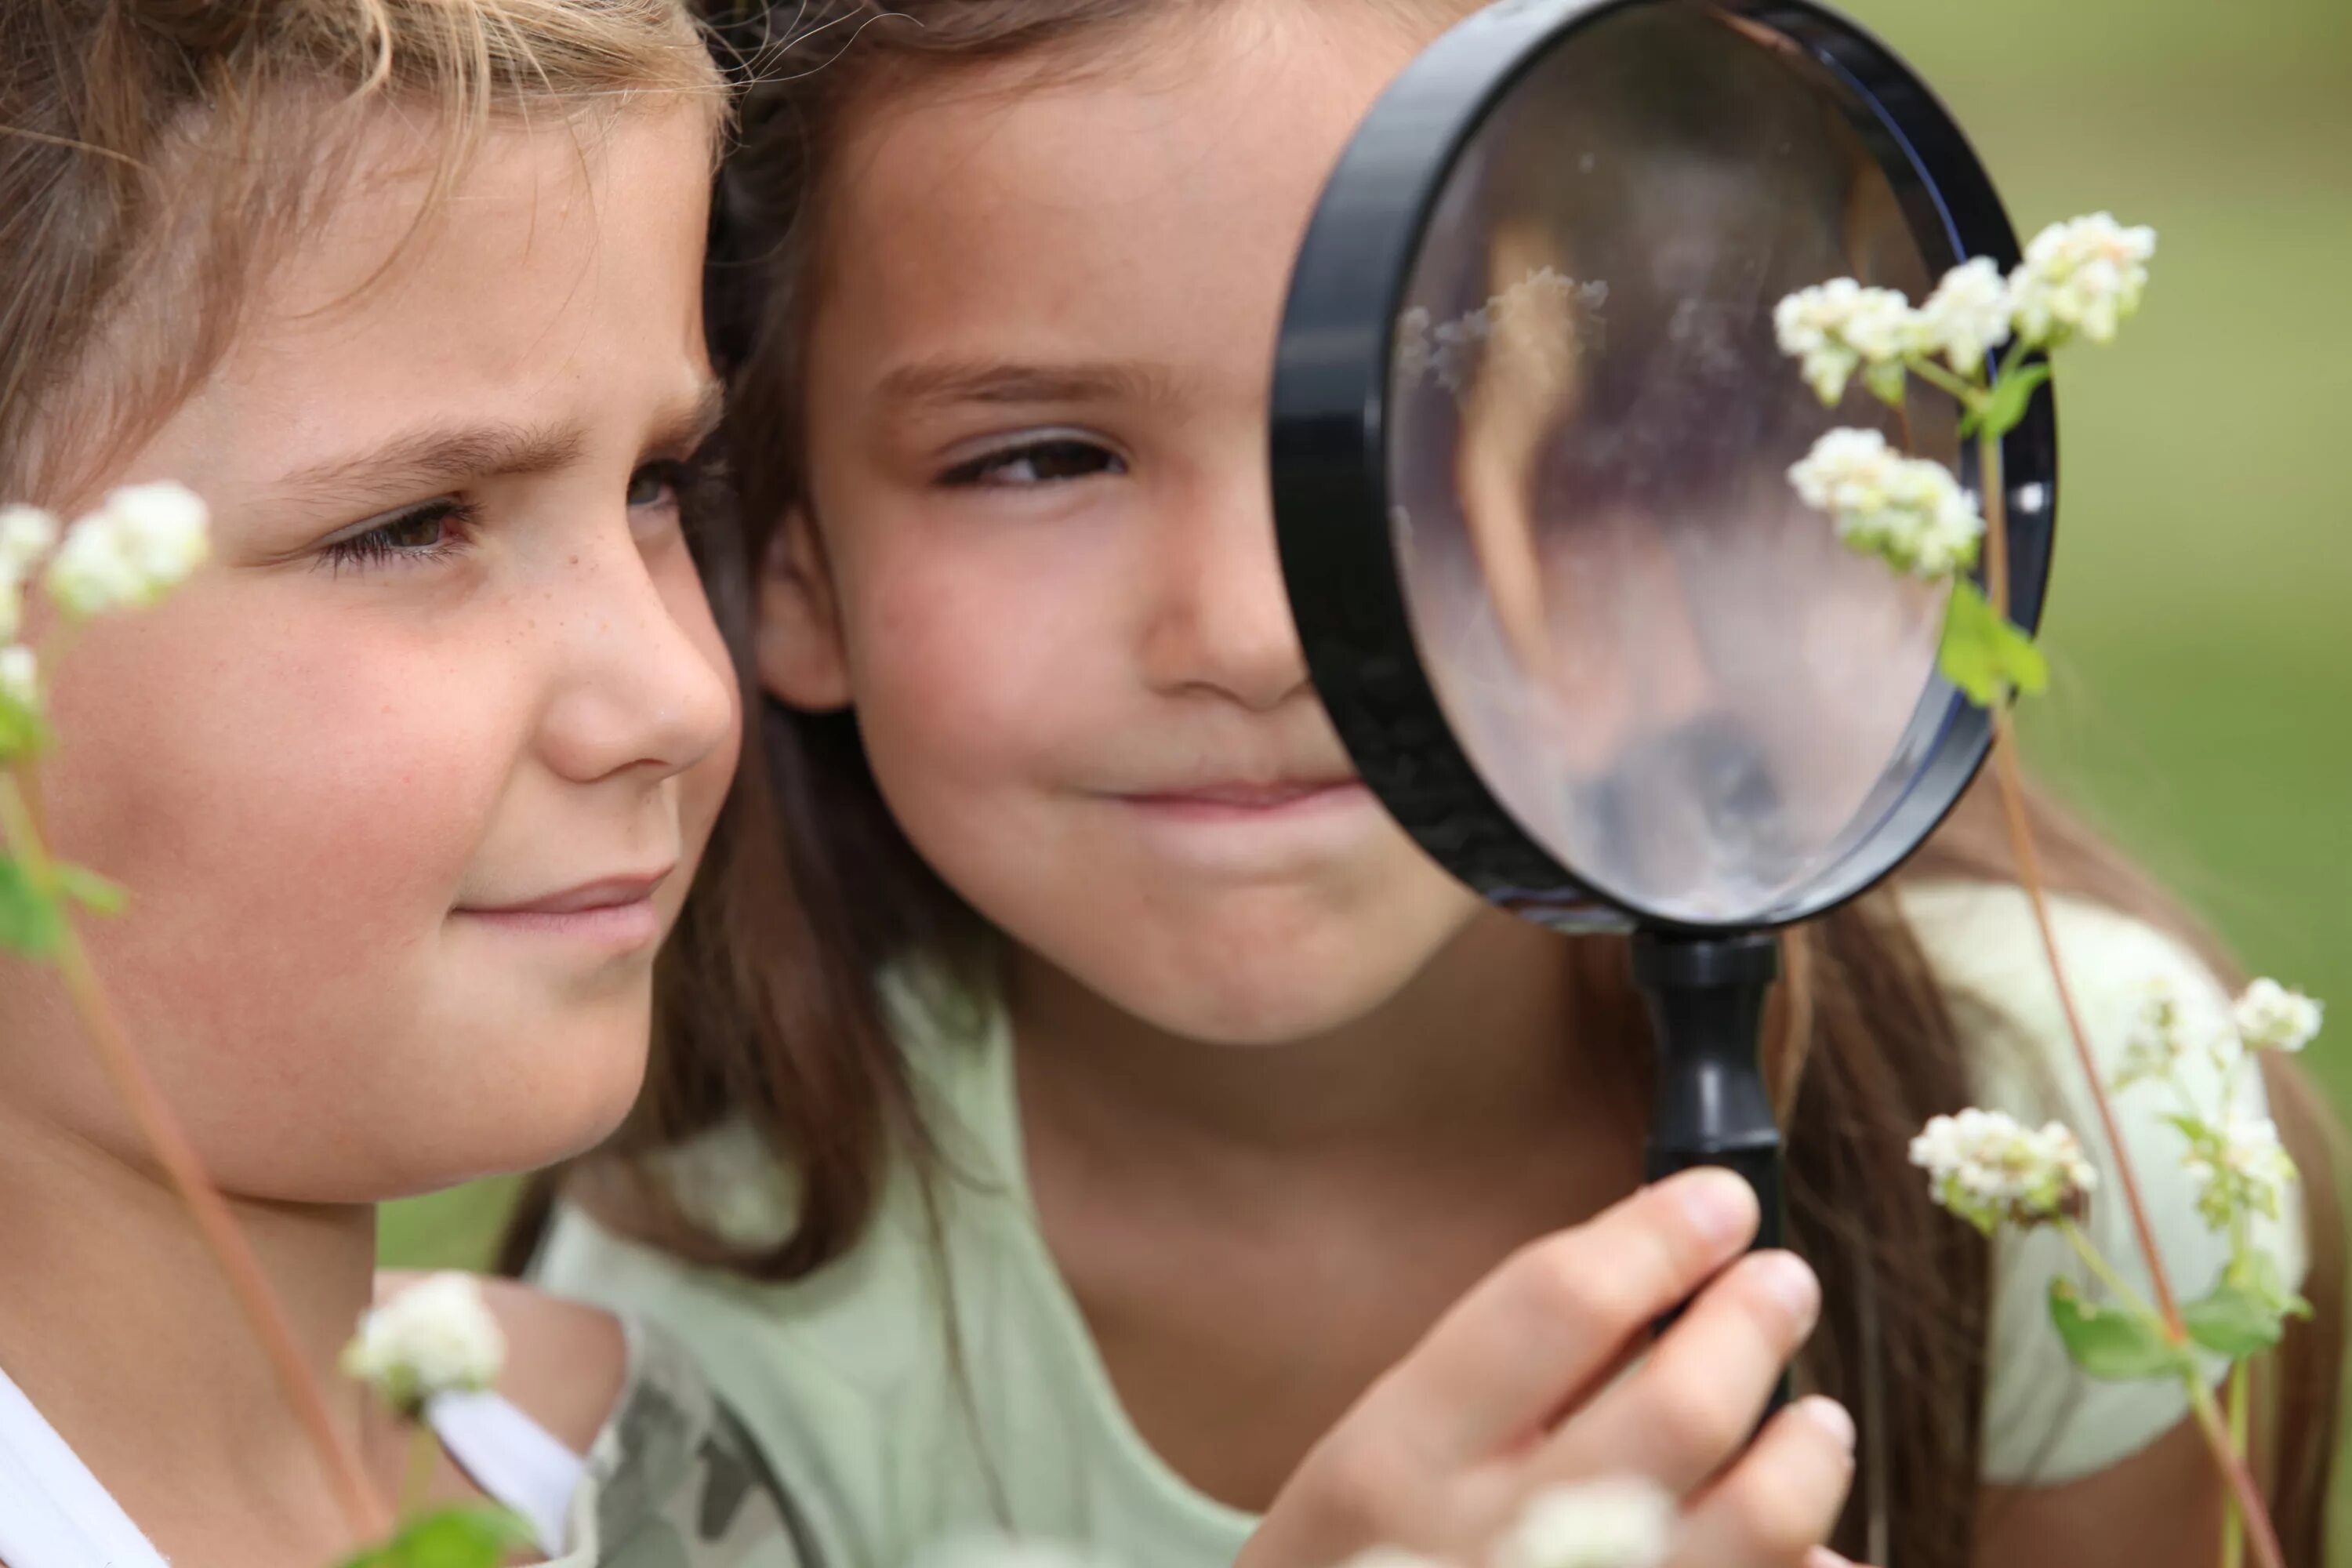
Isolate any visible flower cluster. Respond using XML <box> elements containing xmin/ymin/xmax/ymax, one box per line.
<box><xmin>47</xmin><ymin>483</ymin><xmax>212</xmax><ymax>618</ymax></box>
<box><xmin>1909</xmin><ymin>1108</ymin><xmax>2096</xmax><ymax>1236</ymax></box>
<box><xmin>2233</xmin><ymin>978</ymin><xmax>2323</xmax><ymax>1055</ymax></box>
<box><xmin>1772</xmin><ymin>278</ymin><xmax>1917</xmax><ymax>405</ymax></box>
<box><xmin>1787</xmin><ymin>427</ymin><xmax>1984</xmax><ymax>579</ymax></box>
<box><xmin>2008</xmin><ymin>212</ymin><xmax>2157</xmax><ymax>349</ymax></box>
<box><xmin>2114</xmin><ymin>976</ymin><xmax>2201</xmax><ymax>1091</ymax></box>
<box><xmin>1774</xmin><ymin>214</ymin><xmax>2155</xmax><ymax>408</ymax></box>
<box><xmin>341</xmin><ymin>1272</ymin><xmax>506</xmax><ymax>1418</ymax></box>
<box><xmin>2179</xmin><ymin>1115</ymin><xmax>2301</xmax><ymax>1230</ymax></box>
<box><xmin>0</xmin><ymin>485</ymin><xmax>212</xmax><ymax>724</ymax></box>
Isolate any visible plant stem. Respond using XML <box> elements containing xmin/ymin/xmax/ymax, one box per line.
<box><xmin>1908</xmin><ymin>355</ymin><xmax>1980</xmax><ymax>403</ymax></box>
<box><xmin>399</xmin><ymin>1420</ymin><xmax>441</xmax><ymax>1522</ymax></box>
<box><xmin>2186</xmin><ymin>1372</ymin><xmax>2283</xmax><ymax>1568</ymax></box>
<box><xmin>2058</xmin><ymin>1220</ymin><xmax>2163</xmax><ymax>1324</ymax></box>
<box><xmin>1976</xmin><ymin>430</ymin><xmax>2181</xmax><ymax>1334</ymax></box>
<box><xmin>0</xmin><ymin>768</ymin><xmax>390</xmax><ymax>1541</ymax></box>
<box><xmin>1973</xmin><ymin>428</ymin><xmax>2282</xmax><ymax>1568</ymax></box>
<box><xmin>2223</xmin><ymin>1358</ymin><xmax>2251</xmax><ymax>1568</ymax></box>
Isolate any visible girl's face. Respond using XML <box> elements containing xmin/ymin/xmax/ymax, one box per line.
<box><xmin>0</xmin><ymin>105</ymin><xmax>739</xmax><ymax>1200</ymax></box>
<box><xmin>769</xmin><ymin>8</ymin><xmax>1482</xmax><ymax>1046</ymax></box>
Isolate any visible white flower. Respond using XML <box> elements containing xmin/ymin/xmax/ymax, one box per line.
<box><xmin>1787</xmin><ymin>428</ymin><xmax>1984</xmax><ymax>579</ymax></box>
<box><xmin>342</xmin><ymin>1272</ymin><xmax>505</xmax><ymax>1414</ymax></box>
<box><xmin>2234</xmin><ymin>978</ymin><xmax>2322</xmax><ymax>1054</ymax></box>
<box><xmin>1773</xmin><ymin>278</ymin><xmax>1918</xmax><ymax>404</ymax></box>
<box><xmin>1910</xmin><ymin>1108</ymin><xmax>2096</xmax><ymax>1235</ymax></box>
<box><xmin>1495</xmin><ymin>1478</ymin><xmax>1674</xmax><ymax>1568</ymax></box>
<box><xmin>2008</xmin><ymin>213</ymin><xmax>2156</xmax><ymax>348</ymax></box>
<box><xmin>2181</xmin><ymin>1115</ymin><xmax>2299</xmax><ymax>1229</ymax></box>
<box><xmin>0</xmin><ymin>645</ymin><xmax>36</xmax><ymax>710</ymax></box>
<box><xmin>45</xmin><ymin>482</ymin><xmax>211</xmax><ymax>618</ymax></box>
<box><xmin>0</xmin><ymin>505</ymin><xmax>59</xmax><ymax>577</ymax></box>
<box><xmin>2115</xmin><ymin>976</ymin><xmax>2197</xmax><ymax>1091</ymax></box>
<box><xmin>1915</xmin><ymin>257</ymin><xmax>2013</xmax><ymax>372</ymax></box>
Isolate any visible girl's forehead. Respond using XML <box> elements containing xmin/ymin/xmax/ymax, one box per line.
<box><xmin>147</xmin><ymin>108</ymin><xmax>715</xmax><ymax>516</ymax></box>
<box><xmin>818</xmin><ymin>10</ymin><xmax>1421</xmax><ymax>369</ymax></box>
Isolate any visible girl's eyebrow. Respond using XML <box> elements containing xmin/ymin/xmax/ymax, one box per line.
<box><xmin>876</xmin><ymin>357</ymin><xmax>1181</xmax><ymax>412</ymax></box>
<box><xmin>282</xmin><ymin>419</ymin><xmax>589</xmax><ymax>506</ymax></box>
<box><xmin>278</xmin><ymin>379</ymin><xmax>725</xmax><ymax>506</ymax></box>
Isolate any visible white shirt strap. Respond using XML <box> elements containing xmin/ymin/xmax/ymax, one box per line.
<box><xmin>427</xmin><ymin>1390</ymin><xmax>587</xmax><ymax>1558</ymax></box>
<box><xmin>0</xmin><ymin>1363</ymin><xmax>173</xmax><ymax>1568</ymax></box>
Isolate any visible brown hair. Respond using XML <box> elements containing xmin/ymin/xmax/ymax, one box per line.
<box><xmin>517</xmin><ymin>4</ymin><xmax>2344</xmax><ymax>1563</ymax></box>
<box><xmin>0</xmin><ymin>0</ymin><xmax>721</xmax><ymax>507</ymax></box>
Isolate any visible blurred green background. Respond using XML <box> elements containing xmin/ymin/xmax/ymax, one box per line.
<box><xmin>381</xmin><ymin>0</ymin><xmax>2352</xmax><ymax>1541</ymax></box>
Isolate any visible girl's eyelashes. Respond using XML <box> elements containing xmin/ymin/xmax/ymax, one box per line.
<box><xmin>314</xmin><ymin>456</ymin><xmax>702</xmax><ymax>575</ymax></box>
<box><xmin>318</xmin><ymin>497</ymin><xmax>480</xmax><ymax>574</ymax></box>
<box><xmin>628</xmin><ymin>457</ymin><xmax>691</xmax><ymax>515</ymax></box>
<box><xmin>938</xmin><ymin>434</ymin><xmax>1127</xmax><ymax>489</ymax></box>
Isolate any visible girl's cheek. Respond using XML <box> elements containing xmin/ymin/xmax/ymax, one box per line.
<box><xmin>39</xmin><ymin>589</ymin><xmax>511</xmax><ymax>1047</ymax></box>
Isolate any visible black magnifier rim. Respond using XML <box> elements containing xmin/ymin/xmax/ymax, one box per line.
<box><xmin>1271</xmin><ymin>0</ymin><xmax>2057</xmax><ymax>935</ymax></box>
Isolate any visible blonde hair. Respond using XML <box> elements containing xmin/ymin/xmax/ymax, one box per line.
<box><xmin>1</xmin><ymin>0</ymin><xmax>723</xmax><ymax>503</ymax></box>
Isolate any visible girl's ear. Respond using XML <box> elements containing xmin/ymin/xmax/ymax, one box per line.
<box><xmin>755</xmin><ymin>508</ymin><xmax>853</xmax><ymax>712</ymax></box>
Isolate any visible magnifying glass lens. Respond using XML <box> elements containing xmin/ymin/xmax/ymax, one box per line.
<box><xmin>1387</xmin><ymin>3</ymin><xmax>1965</xmax><ymax>925</ymax></box>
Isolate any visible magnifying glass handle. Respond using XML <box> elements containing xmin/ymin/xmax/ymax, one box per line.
<box><xmin>1632</xmin><ymin>931</ymin><xmax>1797</xmax><ymax>1417</ymax></box>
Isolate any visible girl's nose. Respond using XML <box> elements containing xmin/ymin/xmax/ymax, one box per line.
<box><xmin>536</xmin><ymin>530</ymin><xmax>736</xmax><ymax>787</ymax></box>
<box><xmin>1139</xmin><ymin>470</ymin><xmax>1312</xmax><ymax>713</ymax></box>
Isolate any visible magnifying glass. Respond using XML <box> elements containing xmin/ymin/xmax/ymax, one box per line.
<box><xmin>1270</xmin><ymin>0</ymin><xmax>2056</xmax><ymax>1352</ymax></box>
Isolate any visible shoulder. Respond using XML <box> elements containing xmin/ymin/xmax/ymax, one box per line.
<box><xmin>1893</xmin><ymin>879</ymin><xmax>2230</xmax><ymax>1098</ymax></box>
<box><xmin>374</xmin><ymin>1271</ymin><xmax>625</xmax><ymax>1455</ymax></box>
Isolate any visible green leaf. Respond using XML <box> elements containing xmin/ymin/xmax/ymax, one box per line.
<box><xmin>336</xmin><ymin>1507</ymin><xmax>536</xmax><ymax>1568</ymax></box>
<box><xmin>0</xmin><ymin>857</ymin><xmax>64</xmax><ymax>956</ymax></box>
<box><xmin>2048</xmin><ymin>1278</ymin><xmax>2197</xmax><ymax>1381</ymax></box>
<box><xmin>1937</xmin><ymin>579</ymin><xmax>2051</xmax><ymax>706</ymax></box>
<box><xmin>2183</xmin><ymin>1276</ymin><xmax>2289</xmax><ymax>1358</ymax></box>
<box><xmin>2238</xmin><ymin>1247</ymin><xmax>2315</xmax><ymax>1321</ymax></box>
<box><xmin>1959</xmin><ymin>361</ymin><xmax>2053</xmax><ymax>440</ymax></box>
<box><xmin>53</xmin><ymin>862</ymin><xmax>126</xmax><ymax>916</ymax></box>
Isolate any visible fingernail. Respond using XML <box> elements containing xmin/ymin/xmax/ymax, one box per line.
<box><xmin>1796</xmin><ymin>1394</ymin><xmax>1857</xmax><ymax>1453</ymax></box>
<box><xmin>1753</xmin><ymin>1250</ymin><xmax>1821</xmax><ymax>1327</ymax></box>
<box><xmin>1806</xmin><ymin>1549</ymin><xmax>1858</xmax><ymax>1568</ymax></box>
<box><xmin>1675</xmin><ymin>1168</ymin><xmax>1758</xmax><ymax>1247</ymax></box>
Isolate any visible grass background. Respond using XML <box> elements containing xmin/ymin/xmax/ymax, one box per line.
<box><xmin>381</xmin><ymin>0</ymin><xmax>2352</xmax><ymax>1545</ymax></box>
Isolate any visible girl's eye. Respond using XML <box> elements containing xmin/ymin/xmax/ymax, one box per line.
<box><xmin>629</xmin><ymin>460</ymin><xmax>685</xmax><ymax>512</ymax></box>
<box><xmin>320</xmin><ymin>499</ymin><xmax>476</xmax><ymax>572</ymax></box>
<box><xmin>942</xmin><ymin>437</ymin><xmax>1125</xmax><ymax>488</ymax></box>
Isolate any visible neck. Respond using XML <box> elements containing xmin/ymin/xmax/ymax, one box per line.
<box><xmin>0</xmin><ymin>1104</ymin><xmax>390</xmax><ymax>1561</ymax></box>
<box><xmin>1009</xmin><ymin>908</ymin><xmax>1643</xmax><ymax>1181</ymax></box>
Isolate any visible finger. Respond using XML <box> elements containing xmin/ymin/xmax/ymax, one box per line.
<box><xmin>1366</xmin><ymin>1168</ymin><xmax>1759</xmax><ymax>1465</ymax></box>
<box><xmin>1669</xmin><ymin>1396</ymin><xmax>1857</xmax><ymax>1568</ymax></box>
<box><xmin>1541</xmin><ymin>1249</ymin><xmax>1820</xmax><ymax>1493</ymax></box>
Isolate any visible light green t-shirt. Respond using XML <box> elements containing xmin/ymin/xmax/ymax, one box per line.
<box><xmin>533</xmin><ymin>884</ymin><xmax>2306</xmax><ymax>1568</ymax></box>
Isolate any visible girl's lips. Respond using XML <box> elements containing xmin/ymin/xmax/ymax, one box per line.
<box><xmin>456</xmin><ymin>900</ymin><xmax>665</xmax><ymax>948</ymax></box>
<box><xmin>453</xmin><ymin>869</ymin><xmax>673</xmax><ymax>948</ymax></box>
<box><xmin>1120</xmin><ymin>780</ymin><xmax>1371</xmax><ymax>821</ymax></box>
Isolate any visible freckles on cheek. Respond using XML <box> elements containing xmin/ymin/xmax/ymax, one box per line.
<box><xmin>49</xmin><ymin>605</ymin><xmax>508</xmax><ymax>941</ymax></box>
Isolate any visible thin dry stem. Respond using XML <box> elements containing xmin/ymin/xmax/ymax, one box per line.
<box><xmin>0</xmin><ymin>770</ymin><xmax>391</xmax><ymax>1543</ymax></box>
<box><xmin>1976</xmin><ymin>429</ymin><xmax>2279</xmax><ymax>1568</ymax></box>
